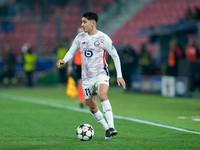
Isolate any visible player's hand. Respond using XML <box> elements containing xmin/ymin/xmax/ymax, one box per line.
<box><xmin>57</xmin><ymin>59</ymin><xmax>65</xmax><ymax>68</ymax></box>
<box><xmin>117</xmin><ymin>77</ymin><xmax>126</xmax><ymax>89</ymax></box>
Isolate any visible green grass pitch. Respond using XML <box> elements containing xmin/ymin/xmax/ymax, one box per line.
<box><xmin>0</xmin><ymin>86</ymin><xmax>200</xmax><ymax>150</ymax></box>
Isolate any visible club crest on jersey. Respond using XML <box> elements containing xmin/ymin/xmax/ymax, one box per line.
<box><xmin>94</xmin><ymin>41</ymin><xmax>100</xmax><ymax>46</ymax></box>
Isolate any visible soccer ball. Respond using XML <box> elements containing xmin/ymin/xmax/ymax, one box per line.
<box><xmin>76</xmin><ymin>124</ymin><xmax>94</xmax><ymax>141</ymax></box>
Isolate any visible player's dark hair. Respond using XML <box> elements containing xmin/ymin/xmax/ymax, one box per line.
<box><xmin>82</xmin><ymin>12</ymin><xmax>98</xmax><ymax>23</ymax></box>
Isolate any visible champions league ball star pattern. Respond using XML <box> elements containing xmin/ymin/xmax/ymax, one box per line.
<box><xmin>76</xmin><ymin>124</ymin><xmax>94</xmax><ymax>141</ymax></box>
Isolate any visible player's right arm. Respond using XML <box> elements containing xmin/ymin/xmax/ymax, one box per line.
<box><xmin>57</xmin><ymin>37</ymin><xmax>80</xmax><ymax>68</ymax></box>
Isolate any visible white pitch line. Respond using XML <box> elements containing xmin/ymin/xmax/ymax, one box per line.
<box><xmin>0</xmin><ymin>93</ymin><xmax>200</xmax><ymax>135</ymax></box>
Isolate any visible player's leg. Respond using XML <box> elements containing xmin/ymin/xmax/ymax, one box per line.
<box><xmin>86</xmin><ymin>94</ymin><xmax>109</xmax><ymax>130</ymax></box>
<box><xmin>98</xmin><ymin>84</ymin><xmax>117</xmax><ymax>136</ymax></box>
<box><xmin>86</xmin><ymin>94</ymin><xmax>111</xmax><ymax>139</ymax></box>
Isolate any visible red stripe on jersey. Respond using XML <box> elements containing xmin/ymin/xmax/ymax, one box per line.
<box><xmin>103</xmin><ymin>50</ymin><xmax>109</xmax><ymax>76</ymax></box>
<box><xmin>103</xmin><ymin>50</ymin><xmax>106</xmax><ymax>66</ymax></box>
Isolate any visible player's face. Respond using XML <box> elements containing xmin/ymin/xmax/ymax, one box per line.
<box><xmin>81</xmin><ymin>17</ymin><xmax>93</xmax><ymax>33</ymax></box>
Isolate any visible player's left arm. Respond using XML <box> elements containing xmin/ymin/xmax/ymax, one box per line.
<box><xmin>104</xmin><ymin>36</ymin><xmax>126</xmax><ymax>89</ymax></box>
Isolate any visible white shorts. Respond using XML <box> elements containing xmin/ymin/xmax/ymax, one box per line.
<box><xmin>82</xmin><ymin>75</ymin><xmax>110</xmax><ymax>99</ymax></box>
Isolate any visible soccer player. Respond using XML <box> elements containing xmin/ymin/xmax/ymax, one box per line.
<box><xmin>57</xmin><ymin>12</ymin><xmax>126</xmax><ymax>139</ymax></box>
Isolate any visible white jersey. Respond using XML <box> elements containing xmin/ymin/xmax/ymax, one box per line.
<box><xmin>63</xmin><ymin>31</ymin><xmax>122</xmax><ymax>81</ymax></box>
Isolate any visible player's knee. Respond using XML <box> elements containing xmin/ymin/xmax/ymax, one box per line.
<box><xmin>98</xmin><ymin>93</ymin><xmax>107</xmax><ymax>101</ymax></box>
<box><xmin>89</xmin><ymin>107</ymin><xmax>98</xmax><ymax>114</ymax></box>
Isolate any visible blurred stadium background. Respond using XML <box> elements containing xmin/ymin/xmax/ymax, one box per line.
<box><xmin>0</xmin><ymin>0</ymin><xmax>200</xmax><ymax>97</ymax></box>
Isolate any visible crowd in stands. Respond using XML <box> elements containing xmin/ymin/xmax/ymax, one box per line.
<box><xmin>184</xmin><ymin>7</ymin><xmax>200</xmax><ymax>22</ymax></box>
<box><xmin>111</xmin><ymin>0</ymin><xmax>200</xmax><ymax>80</ymax></box>
<box><xmin>0</xmin><ymin>0</ymin><xmax>116</xmax><ymax>86</ymax></box>
<box><xmin>0</xmin><ymin>0</ymin><xmax>200</xmax><ymax>89</ymax></box>
<box><xmin>0</xmin><ymin>0</ymin><xmax>115</xmax><ymax>58</ymax></box>
<box><xmin>0</xmin><ymin>0</ymin><xmax>69</xmax><ymax>19</ymax></box>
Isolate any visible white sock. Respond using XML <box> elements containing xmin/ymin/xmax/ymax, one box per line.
<box><xmin>101</xmin><ymin>100</ymin><xmax>114</xmax><ymax>129</ymax></box>
<box><xmin>92</xmin><ymin>109</ymin><xmax>109</xmax><ymax>131</ymax></box>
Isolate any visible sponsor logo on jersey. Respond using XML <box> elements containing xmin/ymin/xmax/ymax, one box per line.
<box><xmin>84</xmin><ymin>48</ymin><xmax>94</xmax><ymax>57</ymax></box>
